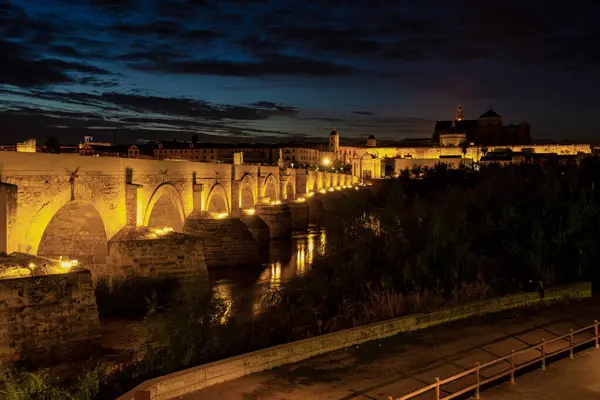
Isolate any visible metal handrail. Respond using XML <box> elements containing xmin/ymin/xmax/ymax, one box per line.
<box><xmin>389</xmin><ymin>319</ymin><xmax>599</xmax><ymax>400</ymax></box>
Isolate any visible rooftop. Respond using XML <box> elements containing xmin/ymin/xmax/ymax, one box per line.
<box><xmin>480</xmin><ymin>109</ymin><xmax>501</xmax><ymax>118</ymax></box>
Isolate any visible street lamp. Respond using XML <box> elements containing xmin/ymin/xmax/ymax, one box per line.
<box><xmin>322</xmin><ymin>158</ymin><xmax>330</xmax><ymax>166</ymax></box>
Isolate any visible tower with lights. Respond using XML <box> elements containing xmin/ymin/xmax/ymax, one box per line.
<box><xmin>455</xmin><ymin>105</ymin><xmax>464</xmax><ymax>121</ymax></box>
<box><xmin>329</xmin><ymin>127</ymin><xmax>340</xmax><ymax>158</ymax></box>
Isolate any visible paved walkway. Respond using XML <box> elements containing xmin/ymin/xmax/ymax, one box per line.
<box><xmin>183</xmin><ymin>297</ymin><xmax>600</xmax><ymax>400</ymax></box>
<box><xmin>484</xmin><ymin>348</ymin><xmax>600</xmax><ymax>399</ymax></box>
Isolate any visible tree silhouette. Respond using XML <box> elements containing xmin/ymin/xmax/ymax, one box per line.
<box><xmin>43</xmin><ymin>136</ymin><xmax>60</xmax><ymax>153</ymax></box>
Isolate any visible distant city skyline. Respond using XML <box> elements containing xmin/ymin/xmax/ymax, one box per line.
<box><xmin>2</xmin><ymin>0</ymin><xmax>600</xmax><ymax>144</ymax></box>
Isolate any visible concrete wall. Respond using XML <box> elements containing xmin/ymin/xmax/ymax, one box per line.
<box><xmin>0</xmin><ymin>268</ymin><xmax>100</xmax><ymax>365</ymax></box>
<box><xmin>119</xmin><ymin>282</ymin><xmax>591</xmax><ymax>400</ymax></box>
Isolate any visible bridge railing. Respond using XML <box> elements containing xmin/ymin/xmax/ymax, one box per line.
<box><xmin>388</xmin><ymin>319</ymin><xmax>599</xmax><ymax>400</ymax></box>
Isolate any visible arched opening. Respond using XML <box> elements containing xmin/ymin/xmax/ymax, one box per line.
<box><xmin>264</xmin><ymin>175</ymin><xmax>278</xmax><ymax>202</ymax></box>
<box><xmin>37</xmin><ymin>201</ymin><xmax>108</xmax><ymax>266</ymax></box>
<box><xmin>240</xmin><ymin>176</ymin><xmax>255</xmax><ymax>210</ymax></box>
<box><xmin>206</xmin><ymin>184</ymin><xmax>229</xmax><ymax>215</ymax></box>
<box><xmin>312</xmin><ymin>181</ymin><xmax>318</xmax><ymax>193</ymax></box>
<box><xmin>147</xmin><ymin>195</ymin><xmax>184</xmax><ymax>232</ymax></box>
<box><xmin>144</xmin><ymin>184</ymin><xmax>185</xmax><ymax>232</ymax></box>
<box><xmin>208</xmin><ymin>194</ymin><xmax>228</xmax><ymax>213</ymax></box>
<box><xmin>286</xmin><ymin>181</ymin><xmax>295</xmax><ymax>201</ymax></box>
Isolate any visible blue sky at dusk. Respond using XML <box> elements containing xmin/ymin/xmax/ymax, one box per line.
<box><xmin>1</xmin><ymin>0</ymin><xmax>600</xmax><ymax>144</ymax></box>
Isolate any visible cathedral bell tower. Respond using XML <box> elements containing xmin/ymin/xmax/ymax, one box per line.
<box><xmin>455</xmin><ymin>105</ymin><xmax>464</xmax><ymax>121</ymax></box>
<box><xmin>329</xmin><ymin>127</ymin><xmax>340</xmax><ymax>159</ymax></box>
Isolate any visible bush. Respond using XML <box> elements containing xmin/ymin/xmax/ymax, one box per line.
<box><xmin>95</xmin><ymin>276</ymin><xmax>181</xmax><ymax>318</ymax></box>
<box><xmin>0</xmin><ymin>365</ymin><xmax>100</xmax><ymax>400</ymax></box>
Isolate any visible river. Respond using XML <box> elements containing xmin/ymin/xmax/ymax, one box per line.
<box><xmin>209</xmin><ymin>226</ymin><xmax>326</xmax><ymax>319</ymax></box>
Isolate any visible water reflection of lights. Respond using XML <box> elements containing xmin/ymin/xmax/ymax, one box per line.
<box><xmin>270</xmin><ymin>262</ymin><xmax>281</xmax><ymax>284</ymax></box>
<box><xmin>212</xmin><ymin>229</ymin><xmax>328</xmax><ymax>319</ymax></box>
<box><xmin>320</xmin><ymin>231</ymin><xmax>327</xmax><ymax>251</ymax></box>
<box><xmin>307</xmin><ymin>235</ymin><xmax>315</xmax><ymax>266</ymax></box>
<box><xmin>213</xmin><ymin>283</ymin><xmax>233</xmax><ymax>324</ymax></box>
<box><xmin>296</xmin><ymin>246</ymin><xmax>306</xmax><ymax>273</ymax></box>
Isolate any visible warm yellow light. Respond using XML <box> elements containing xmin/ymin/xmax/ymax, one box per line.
<box><xmin>319</xmin><ymin>189</ymin><xmax>327</xmax><ymax>194</ymax></box>
<box><xmin>296</xmin><ymin>197</ymin><xmax>306</xmax><ymax>202</ymax></box>
<box><xmin>243</xmin><ymin>208</ymin><xmax>255</xmax><ymax>215</ymax></box>
<box><xmin>152</xmin><ymin>227</ymin><xmax>174</xmax><ymax>236</ymax></box>
<box><xmin>322</xmin><ymin>158</ymin><xmax>330</xmax><ymax>166</ymax></box>
<box><xmin>306</xmin><ymin>192</ymin><xmax>315</xmax><ymax>197</ymax></box>
<box><xmin>216</xmin><ymin>212</ymin><xmax>229</xmax><ymax>219</ymax></box>
<box><xmin>327</xmin><ymin>188</ymin><xmax>334</xmax><ymax>192</ymax></box>
<box><xmin>28</xmin><ymin>263</ymin><xmax>36</xmax><ymax>269</ymax></box>
<box><xmin>271</xmin><ymin>200</ymin><xmax>282</xmax><ymax>205</ymax></box>
<box><xmin>335</xmin><ymin>186</ymin><xmax>341</xmax><ymax>190</ymax></box>
<box><xmin>354</xmin><ymin>186</ymin><xmax>359</xmax><ymax>190</ymax></box>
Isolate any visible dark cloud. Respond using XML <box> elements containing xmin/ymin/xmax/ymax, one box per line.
<box><xmin>88</xmin><ymin>0</ymin><xmax>139</xmax><ymax>13</ymax></box>
<box><xmin>267</xmin><ymin>27</ymin><xmax>380</xmax><ymax>57</ymax></box>
<box><xmin>3</xmin><ymin>89</ymin><xmax>300</xmax><ymax>122</ymax></box>
<box><xmin>50</xmin><ymin>45</ymin><xmax>82</xmax><ymax>58</ymax></box>
<box><xmin>351</xmin><ymin>111</ymin><xmax>374</xmax><ymax>116</ymax></box>
<box><xmin>117</xmin><ymin>49</ymin><xmax>184</xmax><ymax>63</ymax></box>
<box><xmin>131</xmin><ymin>54</ymin><xmax>362</xmax><ymax>77</ymax></box>
<box><xmin>236</xmin><ymin>36</ymin><xmax>285</xmax><ymax>58</ymax></box>
<box><xmin>0</xmin><ymin>89</ymin><xmax>308</xmax><ymax>143</ymax></box>
<box><xmin>0</xmin><ymin>40</ymin><xmax>112</xmax><ymax>87</ymax></box>
<box><xmin>76</xmin><ymin>77</ymin><xmax>119</xmax><ymax>87</ymax></box>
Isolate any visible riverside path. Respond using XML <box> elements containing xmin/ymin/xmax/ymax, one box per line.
<box><xmin>183</xmin><ymin>296</ymin><xmax>600</xmax><ymax>400</ymax></box>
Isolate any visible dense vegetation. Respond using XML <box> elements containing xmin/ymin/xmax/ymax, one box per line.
<box><xmin>3</xmin><ymin>157</ymin><xmax>600</xmax><ymax>399</ymax></box>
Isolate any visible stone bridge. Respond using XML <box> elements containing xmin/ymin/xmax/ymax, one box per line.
<box><xmin>0</xmin><ymin>152</ymin><xmax>354</xmax><ymax>271</ymax></box>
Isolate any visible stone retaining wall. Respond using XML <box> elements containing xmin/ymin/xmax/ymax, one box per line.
<box><xmin>183</xmin><ymin>216</ymin><xmax>260</xmax><ymax>268</ymax></box>
<box><xmin>238</xmin><ymin>215</ymin><xmax>270</xmax><ymax>249</ymax></box>
<box><xmin>106</xmin><ymin>227</ymin><xmax>208</xmax><ymax>280</ymax></box>
<box><xmin>119</xmin><ymin>282</ymin><xmax>591</xmax><ymax>400</ymax></box>
<box><xmin>0</xmin><ymin>268</ymin><xmax>100</xmax><ymax>365</ymax></box>
<box><xmin>286</xmin><ymin>201</ymin><xmax>309</xmax><ymax>231</ymax></box>
<box><xmin>255</xmin><ymin>204</ymin><xmax>292</xmax><ymax>239</ymax></box>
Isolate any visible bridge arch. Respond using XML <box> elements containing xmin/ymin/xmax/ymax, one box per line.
<box><xmin>37</xmin><ymin>200</ymin><xmax>108</xmax><ymax>266</ymax></box>
<box><xmin>144</xmin><ymin>183</ymin><xmax>185</xmax><ymax>232</ymax></box>
<box><xmin>206</xmin><ymin>183</ymin><xmax>230</xmax><ymax>214</ymax></box>
<box><xmin>263</xmin><ymin>174</ymin><xmax>278</xmax><ymax>202</ymax></box>
<box><xmin>285</xmin><ymin>180</ymin><xmax>295</xmax><ymax>201</ymax></box>
<box><xmin>239</xmin><ymin>174</ymin><xmax>256</xmax><ymax>210</ymax></box>
<box><xmin>23</xmin><ymin>183</ymin><xmax>105</xmax><ymax>256</ymax></box>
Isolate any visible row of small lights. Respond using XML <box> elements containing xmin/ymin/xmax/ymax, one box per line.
<box><xmin>215</xmin><ymin>182</ymin><xmax>364</xmax><ymax>219</ymax></box>
<box><xmin>28</xmin><ymin>256</ymin><xmax>80</xmax><ymax>272</ymax></box>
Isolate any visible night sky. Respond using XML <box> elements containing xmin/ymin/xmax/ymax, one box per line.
<box><xmin>2</xmin><ymin>0</ymin><xmax>600</xmax><ymax>144</ymax></box>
